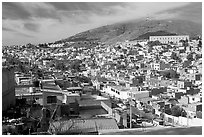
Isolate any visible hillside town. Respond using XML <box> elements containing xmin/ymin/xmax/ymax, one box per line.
<box><xmin>2</xmin><ymin>34</ymin><xmax>202</xmax><ymax>135</ymax></box>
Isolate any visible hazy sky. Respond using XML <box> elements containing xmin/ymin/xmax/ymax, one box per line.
<box><xmin>2</xmin><ymin>2</ymin><xmax>202</xmax><ymax>45</ymax></box>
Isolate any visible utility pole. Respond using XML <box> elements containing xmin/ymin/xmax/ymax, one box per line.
<box><xmin>187</xmin><ymin>112</ymin><xmax>189</xmax><ymax>127</ymax></box>
<box><xmin>30</xmin><ymin>71</ymin><xmax>34</xmax><ymax>104</ymax></box>
<box><xmin>129</xmin><ymin>90</ymin><xmax>134</xmax><ymax>129</ymax></box>
<box><xmin>30</xmin><ymin>71</ymin><xmax>32</xmax><ymax>85</ymax></box>
<box><xmin>40</xmin><ymin>79</ymin><xmax>48</xmax><ymax>132</ymax></box>
<box><xmin>130</xmin><ymin>101</ymin><xmax>132</xmax><ymax>129</ymax></box>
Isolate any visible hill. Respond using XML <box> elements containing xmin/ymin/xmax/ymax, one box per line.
<box><xmin>58</xmin><ymin>19</ymin><xmax>202</xmax><ymax>44</ymax></box>
<box><xmin>132</xmin><ymin>30</ymin><xmax>177</xmax><ymax>40</ymax></box>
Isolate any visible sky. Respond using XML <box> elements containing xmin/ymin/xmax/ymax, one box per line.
<box><xmin>2</xmin><ymin>2</ymin><xmax>202</xmax><ymax>46</ymax></box>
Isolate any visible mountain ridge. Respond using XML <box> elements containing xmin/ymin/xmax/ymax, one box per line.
<box><xmin>57</xmin><ymin>19</ymin><xmax>201</xmax><ymax>44</ymax></box>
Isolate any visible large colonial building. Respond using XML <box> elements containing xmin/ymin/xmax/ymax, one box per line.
<box><xmin>149</xmin><ymin>35</ymin><xmax>189</xmax><ymax>44</ymax></box>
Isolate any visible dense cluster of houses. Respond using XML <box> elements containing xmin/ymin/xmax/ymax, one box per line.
<box><xmin>2</xmin><ymin>35</ymin><xmax>202</xmax><ymax>134</ymax></box>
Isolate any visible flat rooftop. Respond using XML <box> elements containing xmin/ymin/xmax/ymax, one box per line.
<box><xmin>67</xmin><ymin>87</ymin><xmax>82</xmax><ymax>90</ymax></box>
<box><xmin>91</xmin><ymin>95</ymin><xmax>109</xmax><ymax>100</ymax></box>
<box><xmin>15</xmin><ymin>87</ymin><xmax>30</xmax><ymax>95</ymax></box>
<box><xmin>79</xmin><ymin>108</ymin><xmax>108</xmax><ymax>119</ymax></box>
<box><xmin>49</xmin><ymin>118</ymin><xmax>119</xmax><ymax>134</ymax></box>
<box><xmin>110</xmin><ymin>85</ymin><xmax>130</xmax><ymax>92</ymax></box>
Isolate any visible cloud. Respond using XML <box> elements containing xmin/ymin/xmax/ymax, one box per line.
<box><xmin>2</xmin><ymin>27</ymin><xmax>16</xmax><ymax>32</ymax></box>
<box><xmin>158</xmin><ymin>2</ymin><xmax>202</xmax><ymax>24</ymax></box>
<box><xmin>2</xmin><ymin>2</ymin><xmax>201</xmax><ymax>45</ymax></box>
<box><xmin>2</xmin><ymin>2</ymin><xmax>31</xmax><ymax>20</ymax></box>
<box><xmin>48</xmin><ymin>2</ymin><xmax>126</xmax><ymax>14</ymax></box>
<box><xmin>24</xmin><ymin>23</ymin><xmax>39</xmax><ymax>32</ymax></box>
<box><xmin>21</xmin><ymin>2</ymin><xmax>60</xmax><ymax>20</ymax></box>
<box><xmin>2</xmin><ymin>2</ymin><xmax>60</xmax><ymax>20</ymax></box>
<box><xmin>16</xmin><ymin>32</ymin><xmax>34</xmax><ymax>38</ymax></box>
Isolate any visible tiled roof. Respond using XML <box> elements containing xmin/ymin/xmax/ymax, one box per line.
<box><xmin>49</xmin><ymin>118</ymin><xmax>118</xmax><ymax>134</ymax></box>
<box><xmin>111</xmin><ymin>85</ymin><xmax>129</xmax><ymax>92</ymax></box>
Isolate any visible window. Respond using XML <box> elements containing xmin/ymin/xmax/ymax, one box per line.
<box><xmin>47</xmin><ymin>96</ymin><xmax>57</xmax><ymax>104</ymax></box>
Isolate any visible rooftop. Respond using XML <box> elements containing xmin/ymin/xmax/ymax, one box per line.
<box><xmin>49</xmin><ymin>118</ymin><xmax>119</xmax><ymax>134</ymax></box>
<box><xmin>138</xmin><ymin>97</ymin><xmax>156</xmax><ymax>103</ymax></box>
<box><xmin>91</xmin><ymin>95</ymin><xmax>109</xmax><ymax>100</ymax></box>
<box><xmin>79</xmin><ymin>108</ymin><xmax>108</xmax><ymax>119</ymax></box>
<box><xmin>110</xmin><ymin>85</ymin><xmax>130</xmax><ymax>92</ymax></box>
<box><xmin>15</xmin><ymin>87</ymin><xmax>30</xmax><ymax>95</ymax></box>
<box><xmin>67</xmin><ymin>87</ymin><xmax>82</xmax><ymax>90</ymax></box>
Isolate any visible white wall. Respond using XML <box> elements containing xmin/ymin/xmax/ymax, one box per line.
<box><xmin>103</xmin><ymin>86</ymin><xmax>129</xmax><ymax>100</ymax></box>
<box><xmin>164</xmin><ymin>113</ymin><xmax>202</xmax><ymax>127</ymax></box>
<box><xmin>188</xmin><ymin>95</ymin><xmax>201</xmax><ymax>104</ymax></box>
<box><xmin>120</xmin><ymin>92</ymin><xmax>129</xmax><ymax>100</ymax></box>
<box><xmin>101</xmin><ymin>101</ymin><xmax>113</xmax><ymax>115</ymax></box>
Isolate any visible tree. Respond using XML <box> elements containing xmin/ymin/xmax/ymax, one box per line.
<box><xmin>19</xmin><ymin>64</ymin><xmax>29</xmax><ymax>73</ymax></box>
<box><xmin>160</xmin><ymin>69</ymin><xmax>179</xmax><ymax>79</ymax></box>
<box><xmin>169</xmin><ymin>70</ymin><xmax>179</xmax><ymax>78</ymax></box>
<box><xmin>55</xmin><ymin>62</ymin><xmax>66</xmax><ymax>71</ymax></box>
<box><xmin>171</xmin><ymin>105</ymin><xmax>187</xmax><ymax>117</ymax></box>
<box><xmin>147</xmin><ymin>40</ymin><xmax>162</xmax><ymax>46</ymax></box>
<box><xmin>135</xmin><ymin>66</ymin><xmax>139</xmax><ymax>70</ymax></box>
<box><xmin>187</xmin><ymin>53</ymin><xmax>194</xmax><ymax>61</ymax></box>
<box><xmin>148</xmin><ymin>46</ymin><xmax>153</xmax><ymax>53</ymax></box>
<box><xmin>195</xmin><ymin>54</ymin><xmax>202</xmax><ymax>60</ymax></box>
<box><xmin>196</xmin><ymin>111</ymin><xmax>202</xmax><ymax>119</ymax></box>
<box><xmin>36</xmin><ymin>70</ymin><xmax>43</xmax><ymax>78</ymax></box>
<box><xmin>165</xmin><ymin>107</ymin><xmax>172</xmax><ymax>115</ymax></box>
<box><xmin>70</xmin><ymin>60</ymin><xmax>82</xmax><ymax>71</ymax></box>
<box><xmin>30</xmin><ymin>64</ymin><xmax>39</xmax><ymax>73</ymax></box>
<box><xmin>38</xmin><ymin>43</ymin><xmax>49</xmax><ymax>48</ymax></box>
<box><xmin>198</xmin><ymin>40</ymin><xmax>202</xmax><ymax>48</ymax></box>
<box><xmin>183</xmin><ymin>60</ymin><xmax>191</xmax><ymax>68</ymax></box>
<box><xmin>171</xmin><ymin>52</ymin><xmax>180</xmax><ymax>61</ymax></box>
<box><xmin>160</xmin><ymin>112</ymin><xmax>165</xmax><ymax>120</ymax></box>
<box><xmin>134</xmin><ymin>43</ymin><xmax>142</xmax><ymax>48</ymax></box>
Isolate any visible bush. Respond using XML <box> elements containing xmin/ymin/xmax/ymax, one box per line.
<box><xmin>171</xmin><ymin>105</ymin><xmax>187</xmax><ymax>117</ymax></box>
<box><xmin>55</xmin><ymin>62</ymin><xmax>66</xmax><ymax>71</ymax></box>
<box><xmin>187</xmin><ymin>53</ymin><xmax>194</xmax><ymax>61</ymax></box>
<box><xmin>160</xmin><ymin>69</ymin><xmax>179</xmax><ymax>79</ymax></box>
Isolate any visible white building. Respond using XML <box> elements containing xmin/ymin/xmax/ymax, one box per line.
<box><xmin>150</xmin><ymin>62</ymin><xmax>160</xmax><ymax>70</ymax></box>
<box><xmin>149</xmin><ymin>35</ymin><xmax>189</xmax><ymax>44</ymax></box>
<box><xmin>187</xmin><ymin>94</ymin><xmax>202</xmax><ymax>104</ymax></box>
<box><xmin>103</xmin><ymin>85</ymin><xmax>129</xmax><ymax>100</ymax></box>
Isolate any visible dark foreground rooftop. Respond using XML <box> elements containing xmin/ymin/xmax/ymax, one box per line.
<box><xmin>49</xmin><ymin>118</ymin><xmax>119</xmax><ymax>134</ymax></box>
